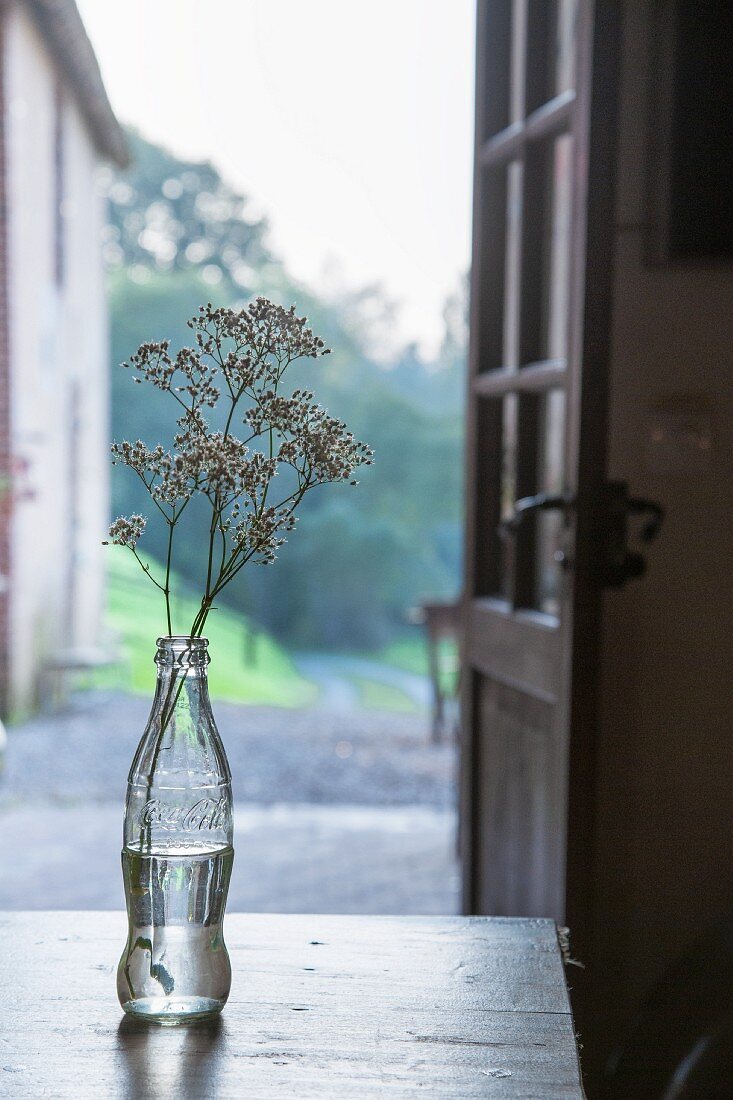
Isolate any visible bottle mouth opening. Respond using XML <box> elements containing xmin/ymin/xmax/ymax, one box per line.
<box><xmin>156</xmin><ymin>635</ymin><xmax>209</xmax><ymax>648</ymax></box>
<box><xmin>155</xmin><ymin>636</ymin><xmax>210</xmax><ymax>669</ymax></box>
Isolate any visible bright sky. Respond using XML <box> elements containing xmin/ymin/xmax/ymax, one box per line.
<box><xmin>77</xmin><ymin>0</ymin><xmax>475</xmax><ymax>357</ymax></box>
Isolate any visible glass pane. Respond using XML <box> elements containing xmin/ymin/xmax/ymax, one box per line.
<box><xmin>477</xmin><ymin>165</ymin><xmax>509</xmax><ymax>373</ymax></box>
<box><xmin>499</xmin><ymin>394</ymin><xmax>518</xmax><ymax>601</ymax></box>
<box><xmin>519</xmin><ymin>133</ymin><xmax>573</xmax><ymax>366</ymax></box>
<box><xmin>535</xmin><ymin>389</ymin><xmax>566</xmax><ymax>615</ymax></box>
<box><xmin>503</xmin><ymin>160</ymin><xmax>523</xmax><ymax>370</ymax></box>
<box><xmin>478</xmin><ymin>160</ymin><xmax>521</xmax><ymax>375</ymax></box>
<box><xmin>545</xmin><ymin>133</ymin><xmax>573</xmax><ymax>360</ymax></box>
<box><xmin>480</xmin><ymin>1</ymin><xmax>513</xmax><ymax>139</ymax></box>
<box><xmin>525</xmin><ymin>0</ymin><xmax>579</xmax><ymax>114</ymax></box>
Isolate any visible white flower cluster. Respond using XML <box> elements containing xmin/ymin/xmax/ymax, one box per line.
<box><xmin>228</xmin><ymin>505</ymin><xmax>298</xmax><ymax>566</ymax></box>
<box><xmin>106</xmin><ymin>298</ymin><xmax>373</xmax><ymax>633</ymax></box>
<box><xmin>104</xmin><ymin>513</ymin><xmax>146</xmax><ymax>549</ymax></box>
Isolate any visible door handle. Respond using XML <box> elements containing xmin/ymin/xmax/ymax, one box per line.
<box><xmin>500</xmin><ymin>482</ymin><xmax>664</xmax><ymax>588</ymax></box>
<box><xmin>499</xmin><ymin>492</ymin><xmax>575</xmax><ymax>535</ymax></box>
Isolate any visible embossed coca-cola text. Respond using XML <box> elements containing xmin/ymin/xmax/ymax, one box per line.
<box><xmin>138</xmin><ymin>797</ymin><xmax>230</xmax><ymax>831</ymax></box>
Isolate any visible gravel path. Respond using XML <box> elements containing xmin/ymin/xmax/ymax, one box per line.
<box><xmin>293</xmin><ymin>654</ymin><xmax>432</xmax><ymax>710</ymax></box>
<box><xmin>292</xmin><ymin>654</ymin><xmax>361</xmax><ymax>710</ymax></box>
<box><xmin>0</xmin><ymin>691</ymin><xmax>455</xmax><ymax>809</ymax></box>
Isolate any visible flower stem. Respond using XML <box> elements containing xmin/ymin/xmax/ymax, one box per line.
<box><xmin>164</xmin><ymin>519</ymin><xmax>174</xmax><ymax>636</ymax></box>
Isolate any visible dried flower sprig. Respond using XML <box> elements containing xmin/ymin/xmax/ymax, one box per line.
<box><xmin>105</xmin><ymin>298</ymin><xmax>373</xmax><ymax>638</ymax></box>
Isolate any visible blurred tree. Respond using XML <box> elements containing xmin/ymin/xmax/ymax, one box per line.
<box><xmin>105</xmin><ymin>130</ymin><xmax>465</xmax><ymax>650</ymax></box>
<box><xmin>103</xmin><ymin>129</ymin><xmax>273</xmax><ymax>292</ymax></box>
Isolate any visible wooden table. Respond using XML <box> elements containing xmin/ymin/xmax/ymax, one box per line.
<box><xmin>0</xmin><ymin>912</ymin><xmax>584</xmax><ymax>1098</ymax></box>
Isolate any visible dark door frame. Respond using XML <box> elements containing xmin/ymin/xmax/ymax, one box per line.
<box><xmin>461</xmin><ymin>0</ymin><xmax>623</xmax><ymax>1006</ymax></box>
<box><xmin>563</xmin><ymin>0</ymin><xmax>622</xmax><ymax>993</ymax></box>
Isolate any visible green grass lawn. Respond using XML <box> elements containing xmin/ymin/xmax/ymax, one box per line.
<box><xmin>350</xmin><ymin>676</ymin><xmax>419</xmax><ymax>713</ymax></box>
<box><xmin>378</xmin><ymin>635</ymin><xmax>431</xmax><ymax>676</ymax></box>
<box><xmin>335</xmin><ymin>634</ymin><xmax>458</xmax><ymax>712</ymax></box>
<box><xmin>95</xmin><ymin>548</ymin><xmax>317</xmax><ymax>706</ymax></box>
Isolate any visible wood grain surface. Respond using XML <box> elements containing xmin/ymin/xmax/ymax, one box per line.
<box><xmin>0</xmin><ymin>912</ymin><xmax>584</xmax><ymax>1098</ymax></box>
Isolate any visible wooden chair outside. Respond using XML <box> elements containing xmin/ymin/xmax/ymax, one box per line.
<box><xmin>414</xmin><ymin>600</ymin><xmax>462</xmax><ymax>744</ymax></box>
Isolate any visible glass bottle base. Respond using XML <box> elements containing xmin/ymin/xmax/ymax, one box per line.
<box><xmin>121</xmin><ymin>996</ymin><xmax>225</xmax><ymax>1025</ymax></box>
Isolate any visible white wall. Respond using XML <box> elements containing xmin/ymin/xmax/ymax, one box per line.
<box><xmin>5</xmin><ymin>4</ymin><xmax>108</xmax><ymax>715</ymax></box>
<box><xmin>59</xmin><ymin>85</ymin><xmax>109</xmax><ymax>654</ymax></box>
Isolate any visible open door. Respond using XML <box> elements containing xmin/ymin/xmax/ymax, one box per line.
<box><xmin>461</xmin><ymin>0</ymin><xmax>622</xmax><ymax>938</ymax></box>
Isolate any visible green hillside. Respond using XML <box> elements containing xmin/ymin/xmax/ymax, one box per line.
<box><xmin>101</xmin><ymin>548</ymin><xmax>317</xmax><ymax>706</ymax></box>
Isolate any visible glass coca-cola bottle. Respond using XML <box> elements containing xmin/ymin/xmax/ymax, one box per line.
<box><xmin>117</xmin><ymin>636</ymin><xmax>233</xmax><ymax>1024</ymax></box>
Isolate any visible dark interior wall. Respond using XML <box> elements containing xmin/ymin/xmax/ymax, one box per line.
<box><xmin>588</xmin><ymin>0</ymin><xmax>733</xmax><ymax>1080</ymax></box>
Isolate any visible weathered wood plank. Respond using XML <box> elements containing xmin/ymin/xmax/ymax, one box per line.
<box><xmin>0</xmin><ymin>912</ymin><xmax>583</xmax><ymax>1098</ymax></box>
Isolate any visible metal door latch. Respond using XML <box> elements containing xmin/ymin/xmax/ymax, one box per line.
<box><xmin>500</xmin><ymin>482</ymin><xmax>664</xmax><ymax>588</ymax></box>
<box><xmin>594</xmin><ymin>481</ymin><xmax>664</xmax><ymax>587</ymax></box>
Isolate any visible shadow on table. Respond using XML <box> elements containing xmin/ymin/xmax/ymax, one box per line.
<box><xmin>116</xmin><ymin>1014</ymin><xmax>228</xmax><ymax>1098</ymax></box>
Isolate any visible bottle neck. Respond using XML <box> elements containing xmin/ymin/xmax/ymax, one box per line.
<box><xmin>125</xmin><ymin>635</ymin><xmax>231</xmax><ymax>851</ymax></box>
<box><xmin>154</xmin><ymin>635</ymin><xmax>210</xmax><ymax>677</ymax></box>
<box><xmin>151</xmin><ymin>636</ymin><xmax>211</xmax><ymax>717</ymax></box>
